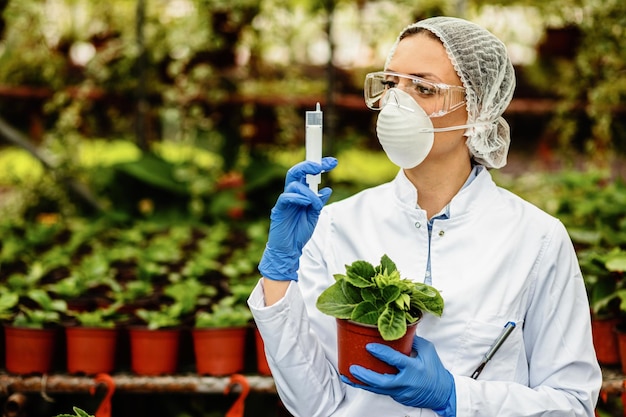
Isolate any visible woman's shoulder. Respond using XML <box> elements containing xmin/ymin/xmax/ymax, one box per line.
<box><xmin>491</xmin><ymin>183</ymin><xmax>568</xmax><ymax>242</ymax></box>
<box><xmin>496</xmin><ymin>184</ymin><xmax>557</xmax><ymax>219</ymax></box>
<box><xmin>323</xmin><ymin>180</ymin><xmax>397</xmax><ymax>216</ymax></box>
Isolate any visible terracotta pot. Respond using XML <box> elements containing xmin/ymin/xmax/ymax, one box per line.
<box><xmin>591</xmin><ymin>316</ymin><xmax>620</xmax><ymax>366</ymax></box>
<box><xmin>254</xmin><ymin>328</ymin><xmax>271</xmax><ymax>376</ymax></box>
<box><xmin>129</xmin><ymin>327</ymin><xmax>180</xmax><ymax>375</ymax></box>
<box><xmin>66</xmin><ymin>327</ymin><xmax>118</xmax><ymax>374</ymax></box>
<box><xmin>192</xmin><ymin>327</ymin><xmax>247</xmax><ymax>376</ymax></box>
<box><xmin>337</xmin><ymin>318</ymin><xmax>418</xmax><ymax>384</ymax></box>
<box><xmin>616</xmin><ymin>327</ymin><xmax>626</xmax><ymax>374</ymax></box>
<box><xmin>4</xmin><ymin>326</ymin><xmax>57</xmax><ymax>374</ymax></box>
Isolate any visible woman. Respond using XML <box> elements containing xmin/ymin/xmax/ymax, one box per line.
<box><xmin>248</xmin><ymin>16</ymin><xmax>601</xmax><ymax>417</ymax></box>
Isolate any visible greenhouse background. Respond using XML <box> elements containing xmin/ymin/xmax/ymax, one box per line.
<box><xmin>0</xmin><ymin>0</ymin><xmax>625</xmax><ymax>416</ymax></box>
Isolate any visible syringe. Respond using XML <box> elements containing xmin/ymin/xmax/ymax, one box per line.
<box><xmin>305</xmin><ymin>102</ymin><xmax>323</xmax><ymax>194</ymax></box>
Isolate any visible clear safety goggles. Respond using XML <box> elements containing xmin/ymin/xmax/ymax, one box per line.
<box><xmin>364</xmin><ymin>71</ymin><xmax>466</xmax><ymax>117</ymax></box>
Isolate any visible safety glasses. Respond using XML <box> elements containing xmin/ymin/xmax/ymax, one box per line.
<box><xmin>364</xmin><ymin>71</ymin><xmax>466</xmax><ymax>117</ymax></box>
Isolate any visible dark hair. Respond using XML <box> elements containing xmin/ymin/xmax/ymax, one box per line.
<box><xmin>399</xmin><ymin>26</ymin><xmax>440</xmax><ymax>42</ymax></box>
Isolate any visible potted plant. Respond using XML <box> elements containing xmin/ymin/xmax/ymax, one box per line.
<box><xmin>49</xmin><ymin>251</ymin><xmax>119</xmax><ymax>311</ymax></box>
<box><xmin>128</xmin><ymin>277</ymin><xmax>215</xmax><ymax>375</ymax></box>
<box><xmin>316</xmin><ymin>254</ymin><xmax>444</xmax><ymax>383</ymax></box>
<box><xmin>129</xmin><ymin>303</ymin><xmax>185</xmax><ymax>375</ymax></box>
<box><xmin>578</xmin><ymin>247</ymin><xmax>626</xmax><ymax>367</ymax></box>
<box><xmin>192</xmin><ymin>295</ymin><xmax>253</xmax><ymax>376</ymax></box>
<box><xmin>65</xmin><ymin>303</ymin><xmax>127</xmax><ymax>374</ymax></box>
<box><xmin>4</xmin><ymin>288</ymin><xmax>67</xmax><ymax>374</ymax></box>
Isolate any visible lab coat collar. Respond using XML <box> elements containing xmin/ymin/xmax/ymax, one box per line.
<box><xmin>393</xmin><ymin>165</ymin><xmax>494</xmax><ymax>219</ymax></box>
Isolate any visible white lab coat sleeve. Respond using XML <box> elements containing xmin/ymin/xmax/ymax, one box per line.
<box><xmin>453</xmin><ymin>220</ymin><xmax>602</xmax><ymax>417</ymax></box>
<box><xmin>248</xmin><ymin>279</ymin><xmax>346</xmax><ymax>417</ymax></box>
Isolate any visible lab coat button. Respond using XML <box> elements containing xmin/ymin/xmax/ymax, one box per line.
<box><xmin>438</xmin><ymin>230</ymin><xmax>445</xmax><ymax>237</ymax></box>
<box><xmin>414</xmin><ymin>221</ymin><xmax>421</xmax><ymax>229</ymax></box>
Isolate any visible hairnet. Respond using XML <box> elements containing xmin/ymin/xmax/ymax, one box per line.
<box><xmin>385</xmin><ymin>16</ymin><xmax>516</xmax><ymax>169</ymax></box>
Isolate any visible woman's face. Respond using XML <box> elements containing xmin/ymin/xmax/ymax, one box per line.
<box><xmin>386</xmin><ymin>33</ymin><xmax>470</xmax><ymax>163</ymax></box>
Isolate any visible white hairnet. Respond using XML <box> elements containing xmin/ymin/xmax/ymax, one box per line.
<box><xmin>385</xmin><ymin>16</ymin><xmax>516</xmax><ymax>169</ymax></box>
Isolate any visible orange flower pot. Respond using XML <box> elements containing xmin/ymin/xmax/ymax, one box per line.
<box><xmin>192</xmin><ymin>327</ymin><xmax>247</xmax><ymax>376</ymax></box>
<box><xmin>336</xmin><ymin>319</ymin><xmax>418</xmax><ymax>384</ymax></box>
<box><xmin>129</xmin><ymin>327</ymin><xmax>180</xmax><ymax>375</ymax></box>
<box><xmin>255</xmin><ymin>328</ymin><xmax>271</xmax><ymax>376</ymax></box>
<box><xmin>591</xmin><ymin>316</ymin><xmax>620</xmax><ymax>366</ymax></box>
<box><xmin>66</xmin><ymin>327</ymin><xmax>118</xmax><ymax>374</ymax></box>
<box><xmin>4</xmin><ymin>326</ymin><xmax>57</xmax><ymax>374</ymax></box>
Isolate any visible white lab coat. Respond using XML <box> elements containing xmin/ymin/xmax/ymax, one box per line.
<box><xmin>248</xmin><ymin>167</ymin><xmax>602</xmax><ymax>417</ymax></box>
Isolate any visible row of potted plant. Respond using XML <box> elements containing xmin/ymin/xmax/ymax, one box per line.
<box><xmin>0</xmin><ymin>217</ymin><xmax>271</xmax><ymax>377</ymax></box>
<box><xmin>4</xmin><ymin>297</ymin><xmax>270</xmax><ymax>376</ymax></box>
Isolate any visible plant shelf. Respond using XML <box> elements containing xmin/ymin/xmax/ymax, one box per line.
<box><xmin>0</xmin><ymin>373</ymin><xmax>276</xmax><ymax>395</ymax></box>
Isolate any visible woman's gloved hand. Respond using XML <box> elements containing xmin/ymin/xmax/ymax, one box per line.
<box><xmin>258</xmin><ymin>157</ymin><xmax>338</xmax><ymax>281</ymax></box>
<box><xmin>342</xmin><ymin>336</ymin><xmax>456</xmax><ymax>417</ymax></box>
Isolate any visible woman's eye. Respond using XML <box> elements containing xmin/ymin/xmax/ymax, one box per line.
<box><xmin>413</xmin><ymin>82</ymin><xmax>436</xmax><ymax>96</ymax></box>
<box><xmin>381</xmin><ymin>80</ymin><xmax>397</xmax><ymax>89</ymax></box>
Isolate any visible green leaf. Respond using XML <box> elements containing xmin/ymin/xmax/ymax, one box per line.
<box><xmin>345</xmin><ymin>260</ymin><xmax>376</xmax><ymax>287</ymax></box>
<box><xmin>0</xmin><ymin>293</ymin><xmax>18</xmax><ymax>320</ymax></box>
<box><xmin>378</xmin><ymin>306</ymin><xmax>407</xmax><ymax>341</ymax></box>
<box><xmin>410</xmin><ymin>284</ymin><xmax>444</xmax><ymax>317</ymax></box>
<box><xmin>194</xmin><ymin>296</ymin><xmax>252</xmax><ymax>328</ymax></box>
<box><xmin>26</xmin><ymin>289</ymin><xmax>52</xmax><ymax>308</ymax></box>
<box><xmin>342</xmin><ymin>279</ymin><xmax>362</xmax><ymax>305</ymax></box>
<box><xmin>568</xmin><ymin>228</ymin><xmax>602</xmax><ymax>245</ymax></box>
<box><xmin>51</xmin><ymin>299</ymin><xmax>68</xmax><ymax>313</ymax></box>
<box><xmin>351</xmin><ymin>301</ymin><xmax>380</xmax><ymax>325</ymax></box>
<box><xmin>115</xmin><ymin>153</ymin><xmax>188</xmax><ymax>195</ymax></box>
<box><xmin>394</xmin><ymin>292</ymin><xmax>411</xmax><ymax>311</ymax></box>
<box><xmin>316</xmin><ymin>281</ymin><xmax>355</xmax><ymax>319</ymax></box>
<box><xmin>136</xmin><ymin>305</ymin><xmax>183</xmax><ymax>330</ymax></box>
<box><xmin>381</xmin><ymin>285</ymin><xmax>401</xmax><ymax>304</ymax></box>
<box><xmin>74</xmin><ymin>407</ymin><xmax>93</xmax><ymax>417</ymax></box>
<box><xmin>25</xmin><ymin>289</ymin><xmax>67</xmax><ymax>313</ymax></box>
<box><xmin>376</xmin><ymin>254</ymin><xmax>397</xmax><ymax>275</ymax></box>
<box><xmin>360</xmin><ymin>287</ymin><xmax>378</xmax><ymax>303</ymax></box>
<box><xmin>605</xmin><ymin>253</ymin><xmax>626</xmax><ymax>272</ymax></box>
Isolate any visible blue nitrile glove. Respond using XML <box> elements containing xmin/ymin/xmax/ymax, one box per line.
<box><xmin>342</xmin><ymin>336</ymin><xmax>456</xmax><ymax>417</ymax></box>
<box><xmin>258</xmin><ymin>157</ymin><xmax>338</xmax><ymax>281</ymax></box>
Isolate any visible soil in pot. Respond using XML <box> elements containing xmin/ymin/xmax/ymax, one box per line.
<box><xmin>337</xmin><ymin>318</ymin><xmax>418</xmax><ymax>384</ymax></box>
<box><xmin>129</xmin><ymin>327</ymin><xmax>180</xmax><ymax>375</ymax></box>
<box><xmin>66</xmin><ymin>327</ymin><xmax>118</xmax><ymax>374</ymax></box>
<box><xmin>192</xmin><ymin>327</ymin><xmax>247</xmax><ymax>376</ymax></box>
<box><xmin>4</xmin><ymin>326</ymin><xmax>57</xmax><ymax>374</ymax></box>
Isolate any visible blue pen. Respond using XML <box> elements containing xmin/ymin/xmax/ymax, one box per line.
<box><xmin>471</xmin><ymin>321</ymin><xmax>516</xmax><ymax>379</ymax></box>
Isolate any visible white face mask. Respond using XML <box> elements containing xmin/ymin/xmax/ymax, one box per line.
<box><xmin>376</xmin><ymin>88</ymin><xmax>491</xmax><ymax>169</ymax></box>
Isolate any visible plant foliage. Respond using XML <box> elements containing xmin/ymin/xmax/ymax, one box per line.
<box><xmin>194</xmin><ymin>296</ymin><xmax>252</xmax><ymax>328</ymax></box>
<box><xmin>316</xmin><ymin>254</ymin><xmax>443</xmax><ymax>341</ymax></box>
<box><xmin>68</xmin><ymin>302</ymin><xmax>127</xmax><ymax>328</ymax></box>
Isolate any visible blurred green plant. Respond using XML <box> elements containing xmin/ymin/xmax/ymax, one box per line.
<box><xmin>194</xmin><ymin>296</ymin><xmax>252</xmax><ymax>328</ymax></box>
<box><xmin>68</xmin><ymin>302</ymin><xmax>127</xmax><ymax>328</ymax></box>
<box><xmin>499</xmin><ymin>0</ymin><xmax>626</xmax><ymax>164</ymax></box>
<box><xmin>12</xmin><ymin>289</ymin><xmax>68</xmax><ymax>329</ymax></box>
